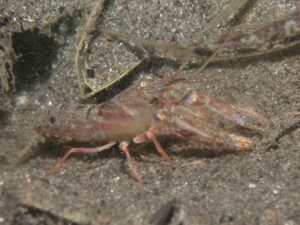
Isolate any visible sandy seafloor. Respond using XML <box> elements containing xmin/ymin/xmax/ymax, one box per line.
<box><xmin>0</xmin><ymin>0</ymin><xmax>299</xmax><ymax>224</ymax></box>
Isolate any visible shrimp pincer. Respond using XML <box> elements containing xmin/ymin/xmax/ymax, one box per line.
<box><xmin>18</xmin><ymin>77</ymin><xmax>267</xmax><ymax>184</ymax></box>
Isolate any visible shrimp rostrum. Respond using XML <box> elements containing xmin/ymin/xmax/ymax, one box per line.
<box><xmin>20</xmin><ymin>75</ymin><xmax>267</xmax><ymax>184</ymax></box>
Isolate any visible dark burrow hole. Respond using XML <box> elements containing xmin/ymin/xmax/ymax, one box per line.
<box><xmin>11</xmin><ymin>29</ymin><xmax>58</xmax><ymax>90</ymax></box>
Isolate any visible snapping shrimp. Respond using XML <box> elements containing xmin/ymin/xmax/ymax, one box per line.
<box><xmin>17</xmin><ymin>75</ymin><xmax>267</xmax><ymax>184</ymax></box>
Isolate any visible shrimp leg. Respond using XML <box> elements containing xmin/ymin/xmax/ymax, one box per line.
<box><xmin>119</xmin><ymin>141</ymin><xmax>143</xmax><ymax>185</ymax></box>
<box><xmin>45</xmin><ymin>142</ymin><xmax>117</xmax><ymax>176</ymax></box>
<box><xmin>134</xmin><ymin>127</ymin><xmax>171</xmax><ymax>162</ymax></box>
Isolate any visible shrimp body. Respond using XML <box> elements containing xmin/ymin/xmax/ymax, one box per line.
<box><xmin>23</xmin><ymin>77</ymin><xmax>266</xmax><ymax>183</ymax></box>
<box><xmin>36</xmin><ymin>98</ymin><xmax>155</xmax><ymax>143</ymax></box>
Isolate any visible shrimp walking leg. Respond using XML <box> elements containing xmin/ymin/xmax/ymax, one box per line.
<box><xmin>119</xmin><ymin>141</ymin><xmax>143</xmax><ymax>185</ymax></box>
<box><xmin>134</xmin><ymin>131</ymin><xmax>171</xmax><ymax>162</ymax></box>
<box><xmin>45</xmin><ymin>142</ymin><xmax>117</xmax><ymax>176</ymax></box>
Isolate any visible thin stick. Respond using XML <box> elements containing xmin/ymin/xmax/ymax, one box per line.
<box><xmin>75</xmin><ymin>0</ymin><xmax>105</xmax><ymax>98</ymax></box>
<box><xmin>102</xmin><ymin>6</ymin><xmax>300</xmax><ymax>71</ymax></box>
<box><xmin>200</xmin><ymin>0</ymin><xmax>252</xmax><ymax>37</ymax></box>
<box><xmin>80</xmin><ymin>58</ymin><xmax>145</xmax><ymax>99</ymax></box>
<box><xmin>196</xmin><ymin>19</ymin><xmax>248</xmax><ymax>74</ymax></box>
<box><xmin>75</xmin><ymin>0</ymin><xmax>145</xmax><ymax>99</ymax></box>
<box><xmin>16</xmin><ymin>135</ymin><xmax>46</xmax><ymax>165</ymax></box>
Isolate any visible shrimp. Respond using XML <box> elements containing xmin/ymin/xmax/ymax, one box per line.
<box><xmin>22</xmin><ymin>75</ymin><xmax>266</xmax><ymax>184</ymax></box>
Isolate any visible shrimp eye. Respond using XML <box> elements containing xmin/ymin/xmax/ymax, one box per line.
<box><xmin>49</xmin><ymin>116</ymin><xmax>56</xmax><ymax>125</ymax></box>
